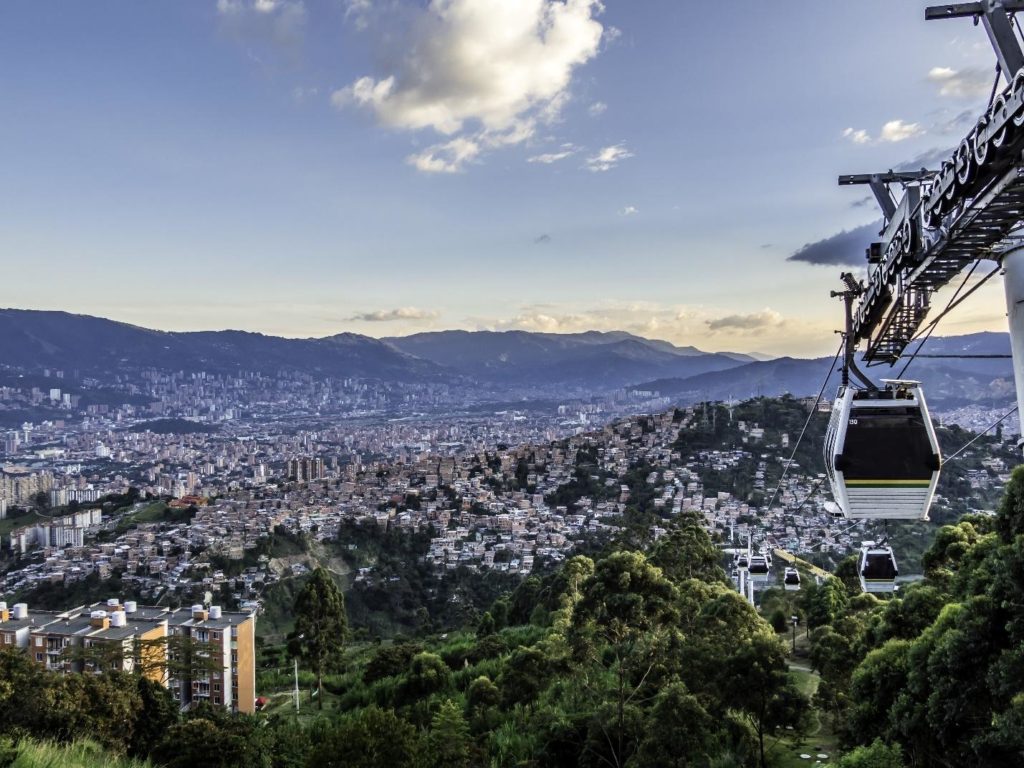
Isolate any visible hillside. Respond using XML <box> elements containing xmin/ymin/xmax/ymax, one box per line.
<box><xmin>638</xmin><ymin>331</ymin><xmax>1016</xmax><ymax>408</ymax></box>
<box><xmin>383</xmin><ymin>329</ymin><xmax>750</xmax><ymax>389</ymax></box>
<box><xmin>0</xmin><ymin>309</ymin><xmax>443</xmax><ymax>381</ymax></box>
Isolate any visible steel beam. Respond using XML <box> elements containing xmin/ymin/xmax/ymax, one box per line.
<box><xmin>927</xmin><ymin>2</ymin><xmax>1024</xmax><ymax>77</ymax></box>
<box><xmin>926</xmin><ymin>2</ymin><xmax>1024</xmax><ymax>20</ymax></box>
<box><xmin>838</xmin><ymin>172</ymin><xmax>932</xmax><ymax>221</ymax></box>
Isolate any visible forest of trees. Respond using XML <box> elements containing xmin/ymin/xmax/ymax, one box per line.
<box><xmin>6</xmin><ymin>461</ymin><xmax>1024</xmax><ymax>765</ymax></box>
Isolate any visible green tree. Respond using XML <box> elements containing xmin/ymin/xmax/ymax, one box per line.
<box><xmin>721</xmin><ymin>634</ymin><xmax>808</xmax><ymax>768</ymax></box>
<box><xmin>476</xmin><ymin>611</ymin><xmax>496</xmax><ymax>637</ymax></box>
<box><xmin>428</xmin><ymin>699</ymin><xmax>472</xmax><ymax>768</ymax></box>
<box><xmin>308</xmin><ymin>706</ymin><xmax>421</xmax><ymax>768</ymax></box>
<box><xmin>399</xmin><ymin>651</ymin><xmax>451</xmax><ymax>702</ymax></box>
<box><xmin>630</xmin><ymin>681</ymin><xmax>716</xmax><ymax>767</ymax></box>
<box><xmin>129</xmin><ymin>676</ymin><xmax>179</xmax><ymax>758</ymax></box>
<box><xmin>804</xmin><ymin>577</ymin><xmax>849</xmax><ymax>629</ymax></box>
<box><xmin>467</xmin><ymin>675</ymin><xmax>500</xmax><ymax>712</ymax></box>
<box><xmin>648</xmin><ymin>512</ymin><xmax>726</xmax><ymax>585</ymax></box>
<box><xmin>152</xmin><ymin>712</ymin><xmax>271</xmax><ymax>768</ymax></box>
<box><xmin>288</xmin><ymin>567</ymin><xmax>348</xmax><ymax>709</ymax></box>
<box><xmin>498</xmin><ymin>646</ymin><xmax>549</xmax><ymax>708</ymax></box>
<box><xmin>830</xmin><ymin>738</ymin><xmax>905</xmax><ymax>768</ymax></box>
<box><xmin>570</xmin><ymin>551</ymin><xmax>681</xmax><ymax>768</ymax></box>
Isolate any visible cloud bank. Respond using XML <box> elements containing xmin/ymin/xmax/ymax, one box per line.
<box><xmin>333</xmin><ymin>0</ymin><xmax>606</xmax><ymax>172</ymax></box>
<box><xmin>788</xmin><ymin>221</ymin><xmax>882</xmax><ymax>266</ymax></box>
<box><xmin>348</xmin><ymin>307</ymin><xmax>440</xmax><ymax>322</ymax></box>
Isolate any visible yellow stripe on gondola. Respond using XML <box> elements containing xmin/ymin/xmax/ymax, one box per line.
<box><xmin>845</xmin><ymin>479</ymin><xmax>930</xmax><ymax>487</ymax></box>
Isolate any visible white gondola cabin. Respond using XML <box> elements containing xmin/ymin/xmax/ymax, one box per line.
<box><xmin>749</xmin><ymin>555</ymin><xmax>770</xmax><ymax>584</ymax></box>
<box><xmin>824</xmin><ymin>381</ymin><xmax>941</xmax><ymax>521</ymax></box>
<box><xmin>783</xmin><ymin>567</ymin><xmax>801</xmax><ymax>591</ymax></box>
<box><xmin>859</xmin><ymin>543</ymin><xmax>898</xmax><ymax>593</ymax></box>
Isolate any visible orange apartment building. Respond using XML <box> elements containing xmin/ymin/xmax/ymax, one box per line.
<box><xmin>0</xmin><ymin>599</ymin><xmax>256</xmax><ymax>714</ymax></box>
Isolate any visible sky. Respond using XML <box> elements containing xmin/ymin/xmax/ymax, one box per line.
<box><xmin>0</xmin><ymin>0</ymin><xmax>1014</xmax><ymax>356</ymax></box>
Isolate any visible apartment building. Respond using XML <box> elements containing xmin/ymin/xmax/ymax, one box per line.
<box><xmin>165</xmin><ymin>604</ymin><xmax>256</xmax><ymax>713</ymax></box>
<box><xmin>0</xmin><ymin>599</ymin><xmax>256</xmax><ymax>714</ymax></box>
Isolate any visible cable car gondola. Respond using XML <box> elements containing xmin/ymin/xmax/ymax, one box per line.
<box><xmin>736</xmin><ymin>554</ymin><xmax>749</xmax><ymax>571</ymax></box>
<box><xmin>783</xmin><ymin>567</ymin><xmax>801</xmax><ymax>591</ymax></box>
<box><xmin>824</xmin><ymin>380</ymin><xmax>941</xmax><ymax>521</ymax></box>
<box><xmin>748</xmin><ymin>555</ymin><xmax>770</xmax><ymax>584</ymax></box>
<box><xmin>859</xmin><ymin>542</ymin><xmax>898</xmax><ymax>593</ymax></box>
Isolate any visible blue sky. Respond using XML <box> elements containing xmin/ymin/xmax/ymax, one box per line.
<box><xmin>0</xmin><ymin>0</ymin><xmax>1011</xmax><ymax>355</ymax></box>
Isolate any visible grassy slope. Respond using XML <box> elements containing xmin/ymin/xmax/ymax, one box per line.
<box><xmin>4</xmin><ymin>739</ymin><xmax>152</xmax><ymax>768</ymax></box>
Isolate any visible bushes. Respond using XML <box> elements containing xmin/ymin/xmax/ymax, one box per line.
<box><xmin>2</xmin><ymin>739</ymin><xmax>151</xmax><ymax>768</ymax></box>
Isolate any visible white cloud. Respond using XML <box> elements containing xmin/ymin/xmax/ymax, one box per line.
<box><xmin>928</xmin><ymin>65</ymin><xmax>993</xmax><ymax>99</ymax></box>
<box><xmin>344</xmin><ymin>0</ymin><xmax>373</xmax><ymax>28</ymax></box>
<box><xmin>528</xmin><ymin>144</ymin><xmax>578</xmax><ymax>164</ymax></box>
<box><xmin>842</xmin><ymin>120</ymin><xmax>924</xmax><ymax>145</ymax></box>
<box><xmin>588</xmin><ymin>101</ymin><xmax>607</xmax><ymax>116</ymax></box>
<box><xmin>333</xmin><ymin>0</ymin><xmax>607</xmax><ymax>172</ymax></box>
<box><xmin>879</xmin><ymin>119</ymin><xmax>924</xmax><ymax>143</ymax></box>
<box><xmin>585</xmin><ymin>143</ymin><xmax>633</xmax><ymax>172</ymax></box>
<box><xmin>619</xmin><ymin>205</ymin><xmax>638</xmax><ymax>215</ymax></box>
<box><xmin>842</xmin><ymin>127</ymin><xmax>871</xmax><ymax>145</ymax></box>
<box><xmin>216</xmin><ymin>0</ymin><xmax>306</xmax><ymax>47</ymax></box>
<box><xmin>407</xmin><ymin>137</ymin><xmax>482</xmax><ymax>173</ymax></box>
<box><xmin>706</xmin><ymin>308</ymin><xmax>785</xmax><ymax>333</ymax></box>
<box><xmin>468</xmin><ymin>302</ymin><xmax>827</xmax><ymax>352</ymax></box>
<box><xmin>348</xmin><ymin>307</ymin><xmax>440</xmax><ymax>322</ymax></box>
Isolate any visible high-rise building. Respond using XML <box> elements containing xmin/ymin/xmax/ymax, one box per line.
<box><xmin>286</xmin><ymin>457</ymin><xmax>326</xmax><ymax>483</ymax></box>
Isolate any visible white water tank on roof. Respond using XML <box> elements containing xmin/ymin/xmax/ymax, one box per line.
<box><xmin>124</xmin><ymin>601</ymin><xmax>137</xmax><ymax>614</ymax></box>
<box><xmin>106</xmin><ymin>598</ymin><xmax>119</xmax><ymax>608</ymax></box>
<box><xmin>209</xmin><ymin>606</ymin><xmax>222</xmax><ymax>620</ymax></box>
<box><xmin>12</xmin><ymin>604</ymin><xmax>27</xmax><ymax>620</ymax></box>
<box><xmin>110</xmin><ymin>611</ymin><xmax>126</xmax><ymax>628</ymax></box>
<box><xmin>91</xmin><ymin>610</ymin><xmax>107</xmax><ymax>620</ymax></box>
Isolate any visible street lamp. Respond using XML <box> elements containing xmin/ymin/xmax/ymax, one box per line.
<box><xmin>791</xmin><ymin>615</ymin><xmax>800</xmax><ymax>653</ymax></box>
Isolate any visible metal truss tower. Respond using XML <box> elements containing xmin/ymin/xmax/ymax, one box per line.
<box><xmin>839</xmin><ymin>2</ymin><xmax>1024</xmax><ymax>446</ymax></box>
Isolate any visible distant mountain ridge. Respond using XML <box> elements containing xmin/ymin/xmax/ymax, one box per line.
<box><xmin>0</xmin><ymin>310</ymin><xmax>1011</xmax><ymax>403</ymax></box>
<box><xmin>636</xmin><ymin>332</ymin><xmax>1015</xmax><ymax>408</ymax></box>
<box><xmin>0</xmin><ymin>310</ymin><xmax>442</xmax><ymax>381</ymax></box>
<box><xmin>382</xmin><ymin>329</ymin><xmax>756</xmax><ymax>389</ymax></box>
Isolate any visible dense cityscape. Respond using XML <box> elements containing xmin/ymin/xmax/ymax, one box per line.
<box><xmin>9</xmin><ymin>1</ymin><xmax>1024</xmax><ymax>765</ymax></box>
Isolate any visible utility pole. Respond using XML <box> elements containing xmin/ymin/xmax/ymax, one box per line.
<box><xmin>791</xmin><ymin>615</ymin><xmax>800</xmax><ymax>653</ymax></box>
<box><xmin>294</xmin><ymin>657</ymin><xmax>300</xmax><ymax>713</ymax></box>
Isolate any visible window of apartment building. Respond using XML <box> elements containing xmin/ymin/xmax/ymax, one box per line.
<box><xmin>35</xmin><ymin>653</ymin><xmax>43</xmax><ymax>662</ymax></box>
<box><xmin>195</xmin><ymin>630</ymin><xmax>209</xmax><ymax>643</ymax></box>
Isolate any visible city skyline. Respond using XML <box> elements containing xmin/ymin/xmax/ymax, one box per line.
<box><xmin>0</xmin><ymin>1</ymin><xmax>1012</xmax><ymax>356</ymax></box>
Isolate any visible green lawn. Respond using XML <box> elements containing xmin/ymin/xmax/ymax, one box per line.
<box><xmin>768</xmin><ymin>666</ymin><xmax>842</xmax><ymax>767</ymax></box>
<box><xmin>114</xmin><ymin>502</ymin><xmax>169</xmax><ymax>533</ymax></box>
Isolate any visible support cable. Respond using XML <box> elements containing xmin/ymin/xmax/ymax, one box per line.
<box><xmin>763</xmin><ymin>339</ymin><xmax>844</xmax><ymax>512</ymax></box>
<box><xmin>944</xmin><ymin>406</ymin><xmax>1019</xmax><ymax>461</ymax></box>
<box><xmin>896</xmin><ymin>262</ymin><xmax>1001</xmax><ymax>378</ymax></box>
<box><xmin>789</xmin><ymin>476</ymin><xmax>824</xmax><ymax>515</ymax></box>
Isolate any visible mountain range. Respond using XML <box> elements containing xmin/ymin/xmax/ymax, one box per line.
<box><xmin>637</xmin><ymin>332</ymin><xmax>1016</xmax><ymax>408</ymax></box>
<box><xmin>0</xmin><ymin>310</ymin><xmax>759</xmax><ymax>391</ymax></box>
<box><xmin>383</xmin><ymin>330</ymin><xmax>754</xmax><ymax>389</ymax></box>
<box><xmin>0</xmin><ymin>309</ymin><xmax>1014</xmax><ymax>405</ymax></box>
